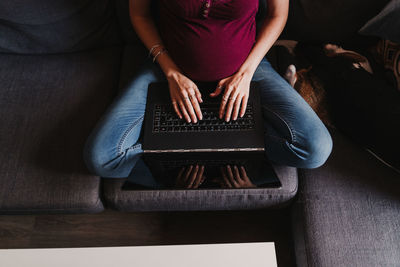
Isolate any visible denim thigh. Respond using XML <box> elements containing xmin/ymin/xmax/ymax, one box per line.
<box><xmin>251</xmin><ymin>58</ymin><xmax>332</xmax><ymax>168</ymax></box>
<box><xmin>83</xmin><ymin>58</ymin><xmax>166</xmax><ymax>178</ymax></box>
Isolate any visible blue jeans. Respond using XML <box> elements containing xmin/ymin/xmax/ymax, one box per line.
<box><xmin>83</xmin><ymin>57</ymin><xmax>332</xmax><ymax>178</ymax></box>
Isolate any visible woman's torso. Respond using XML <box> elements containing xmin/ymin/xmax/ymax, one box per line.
<box><xmin>158</xmin><ymin>0</ymin><xmax>259</xmax><ymax>82</ymax></box>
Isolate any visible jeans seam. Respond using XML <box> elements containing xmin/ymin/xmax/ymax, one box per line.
<box><xmin>128</xmin><ymin>143</ymin><xmax>142</xmax><ymax>152</ymax></box>
<box><xmin>117</xmin><ymin>115</ymin><xmax>144</xmax><ymax>155</ymax></box>
<box><xmin>263</xmin><ymin>105</ymin><xmax>296</xmax><ymax>143</ymax></box>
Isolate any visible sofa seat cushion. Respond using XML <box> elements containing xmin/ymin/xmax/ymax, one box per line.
<box><xmin>102</xmin><ymin>164</ymin><xmax>298</xmax><ymax>212</ymax></box>
<box><xmin>292</xmin><ymin>130</ymin><xmax>400</xmax><ymax>266</ymax></box>
<box><xmin>0</xmin><ymin>47</ymin><xmax>122</xmax><ymax>214</ymax></box>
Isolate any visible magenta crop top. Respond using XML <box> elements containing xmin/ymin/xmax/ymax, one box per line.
<box><xmin>158</xmin><ymin>0</ymin><xmax>259</xmax><ymax>82</ymax></box>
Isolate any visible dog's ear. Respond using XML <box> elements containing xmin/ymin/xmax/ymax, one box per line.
<box><xmin>284</xmin><ymin>65</ymin><xmax>297</xmax><ymax>87</ymax></box>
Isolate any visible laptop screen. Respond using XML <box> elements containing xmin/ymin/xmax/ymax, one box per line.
<box><xmin>122</xmin><ymin>152</ymin><xmax>281</xmax><ymax>190</ymax></box>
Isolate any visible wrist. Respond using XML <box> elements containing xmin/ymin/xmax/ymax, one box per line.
<box><xmin>236</xmin><ymin>67</ymin><xmax>255</xmax><ymax>80</ymax></box>
<box><xmin>156</xmin><ymin>55</ymin><xmax>182</xmax><ymax>79</ymax></box>
<box><xmin>165</xmin><ymin>69</ymin><xmax>181</xmax><ymax>80</ymax></box>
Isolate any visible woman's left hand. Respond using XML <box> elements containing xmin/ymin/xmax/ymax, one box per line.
<box><xmin>209</xmin><ymin>71</ymin><xmax>253</xmax><ymax>122</ymax></box>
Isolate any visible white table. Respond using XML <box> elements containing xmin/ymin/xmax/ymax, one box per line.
<box><xmin>0</xmin><ymin>242</ymin><xmax>277</xmax><ymax>267</ymax></box>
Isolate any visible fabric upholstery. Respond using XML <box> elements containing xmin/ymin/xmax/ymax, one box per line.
<box><xmin>292</xmin><ymin>130</ymin><xmax>400</xmax><ymax>266</ymax></box>
<box><xmin>359</xmin><ymin>0</ymin><xmax>400</xmax><ymax>43</ymax></box>
<box><xmin>0</xmin><ymin>47</ymin><xmax>123</xmax><ymax>214</ymax></box>
<box><xmin>102</xmin><ymin>164</ymin><xmax>298</xmax><ymax>212</ymax></box>
<box><xmin>0</xmin><ymin>0</ymin><xmax>121</xmax><ymax>54</ymax></box>
<box><xmin>283</xmin><ymin>0</ymin><xmax>390</xmax><ymax>42</ymax></box>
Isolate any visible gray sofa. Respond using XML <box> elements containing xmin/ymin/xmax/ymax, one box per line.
<box><xmin>1</xmin><ymin>0</ymin><xmax>399</xmax><ymax>265</ymax></box>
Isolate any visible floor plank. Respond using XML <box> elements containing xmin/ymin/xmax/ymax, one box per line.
<box><xmin>0</xmin><ymin>216</ymin><xmax>35</xmax><ymax>248</ymax></box>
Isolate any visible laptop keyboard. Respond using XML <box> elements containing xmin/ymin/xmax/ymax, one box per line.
<box><xmin>152</xmin><ymin>103</ymin><xmax>255</xmax><ymax>133</ymax></box>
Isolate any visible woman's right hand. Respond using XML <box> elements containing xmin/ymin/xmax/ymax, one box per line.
<box><xmin>167</xmin><ymin>71</ymin><xmax>203</xmax><ymax>123</ymax></box>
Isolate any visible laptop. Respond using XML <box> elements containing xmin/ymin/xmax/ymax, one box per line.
<box><xmin>142</xmin><ymin>81</ymin><xmax>265</xmax><ymax>153</ymax></box>
<box><xmin>122</xmin><ymin>82</ymin><xmax>281</xmax><ymax>190</ymax></box>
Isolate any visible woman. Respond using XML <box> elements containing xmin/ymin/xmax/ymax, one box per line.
<box><xmin>83</xmin><ymin>0</ymin><xmax>332</xmax><ymax>179</ymax></box>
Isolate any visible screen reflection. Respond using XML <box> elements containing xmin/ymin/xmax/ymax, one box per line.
<box><xmin>122</xmin><ymin>153</ymin><xmax>281</xmax><ymax>190</ymax></box>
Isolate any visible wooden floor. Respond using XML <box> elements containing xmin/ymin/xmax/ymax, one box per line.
<box><xmin>0</xmin><ymin>209</ymin><xmax>296</xmax><ymax>266</ymax></box>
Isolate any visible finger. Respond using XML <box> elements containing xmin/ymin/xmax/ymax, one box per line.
<box><xmin>192</xmin><ymin>166</ymin><xmax>205</xmax><ymax>188</ymax></box>
<box><xmin>194</xmin><ymin>86</ymin><xmax>203</xmax><ymax>103</ymax></box>
<box><xmin>224</xmin><ymin>91</ymin><xmax>239</xmax><ymax>122</ymax></box>
<box><xmin>172</xmin><ymin>101</ymin><xmax>182</xmax><ymax>119</ymax></box>
<box><xmin>210</xmin><ymin>86</ymin><xmax>222</xmax><ymax>97</ymax></box>
<box><xmin>232</xmin><ymin>95</ymin><xmax>243</xmax><ymax>121</ymax></box>
<box><xmin>226</xmin><ymin>165</ymin><xmax>239</xmax><ymax>187</ymax></box>
<box><xmin>240</xmin><ymin>94</ymin><xmax>249</xmax><ymax>118</ymax></box>
<box><xmin>184</xmin><ymin>165</ymin><xmax>193</xmax><ymax>182</ymax></box>
<box><xmin>233</xmin><ymin>165</ymin><xmax>243</xmax><ymax>183</ymax></box>
<box><xmin>210</xmin><ymin>80</ymin><xmax>226</xmax><ymax>97</ymax></box>
<box><xmin>219</xmin><ymin>86</ymin><xmax>234</xmax><ymax>119</ymax></box>
<box><xmin>220</xmin><ymin>167</ymin><xmax>232</xmax><ymax>188</ymax></box>
<box><xmin>183</xmin><ymin>94</ymin><xmax>197</xmax><ymax>123</ymax></box>
<box><xmin>240</xmin><ymin>166</ymin><xmax>251</xmax><ymax>182</ymax></box>
<box><xmin>189</xmin><ymin>92</ymin><xmax>203</xmax><ymax>121</ymax></box>
<box><xmin>187</xmin><ymin>165</ymin><xmax>199</xmax><ymax>188</ymax></box>
<box><xmin>178</xmin><ymin>101</ymin><xmax>191</xmax><ymax>123</ymax></box>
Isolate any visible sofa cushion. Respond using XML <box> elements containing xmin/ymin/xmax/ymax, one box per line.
<box><xmin>0</xmin><ymin>47</ymin><xmax>123</xmax><ymax>214</ymax></box>
<box><xmin>359</xmin><ymin>0</ymin><xmax>400</xmax><ymax>43</ymax></box>
<box><xmin>292</xmin><ymin>130</ymin><xmax>400</xmax><ymax>266</ymax></box>
<box><xmin>0</xmin><ymin>0</ymin><xmax>121</xmax><ymax>54</ymax></box>
<box><xmin>102</xmin><ymin>164</ymin><xmax>298</xmax><ymax>212</ymax></box>
<box><xmin>283</xmin><ymin>0</ymin><xmax>390</xmax><ymax>42</ymax></box>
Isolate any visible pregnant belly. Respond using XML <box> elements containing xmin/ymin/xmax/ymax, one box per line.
<box><xmin>160</xmin><ymin>23</ymin><xmax>256</xmax><ymax>82</ymax></box>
